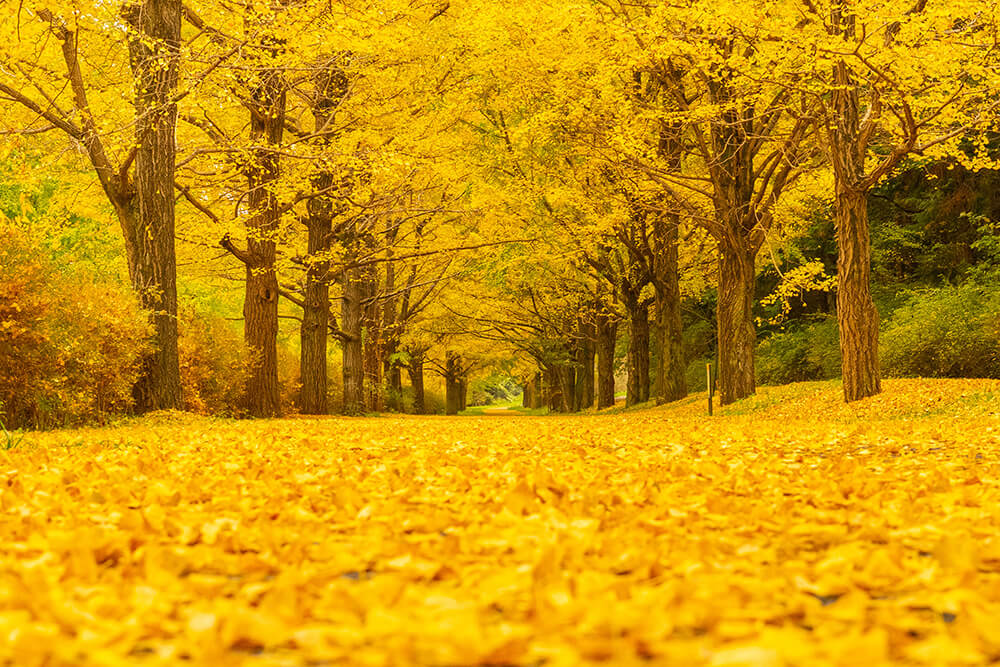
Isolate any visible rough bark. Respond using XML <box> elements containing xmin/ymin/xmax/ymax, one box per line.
<box><xmin>716</xmin><ymin>238</ymin><xmax>757</xmax><ymax>405</ymax></box>
<box><xmin>652</xmin><ymin>221</ymin><xmax>686</xmax><ymax>403</ymax></box>
<box><xmin>241</xmin><ymin>29</ymin><xmax>285</xmax><ymax>418</ymax></box>
<box><xmin>341</xmin><ymin>266</ymin><xmax>364</xmax><ymax>414</ymax></box>
<box><xmin>626</xmin><ymin>302</ymin><xmax>650</xmax><ymax>406</ymax></box>
<box><xmin>830</xmin><ymin>43</ymin><xmax>883</xmax><ymax>401</ymax></box>
<box><xmin>124</xmin><ymin>0</ymin><xmax>183</xmax><ymax>412</ymax></box>
<box><xmin>298</xmin><ymin>59</ymin><xmax>347</xmax><ymax>415</ymax></box>
<box><xmin>651</xmin><ymin>125</ymin><xmax>687</xmax><ymax>404</ymax></box>
<box><xmin>596</xmin><ymin>312</ymin><xmax>617</xmax><ymax>409</ymax></box>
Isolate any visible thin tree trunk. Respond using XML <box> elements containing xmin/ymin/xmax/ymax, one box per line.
<box><xmin>522</xmin><ymin>381</ymin><xmax>531</xmax><ymax>408</ymax></box>
<box><xmin>596</xmin><ymin>313</ymin><xmax>617</xmax><ymax>409</ymax></box>
<box><xmin>341</xmin><ymin>266</ymin><xmax>364</xmax><ymax>414</ymax></box>
<box><xmin>445</xmin><ymin>352</ymin><xmax>461</xmax><ymax>415</ymax></box>
<box><xmin>560</xmin><ymin>361</ymin><xmax>576</xmax><ymax>413</ymax></box>
<box><xmin>124</xmin><ymin>0</ymin><xmax>182</xmax><ymax>412</ymax></box>
<box><xmin>362</xmin><ymin>262</ymin><xmax>382</xmax><ymax>412</ymax></box>
<box><xmin>626</xmin><ymin>302</ymin><xmax>650</xmax><ymax>406</ymax></box>
<box><xmin>407</xmin><ymin>353</ymin><xmax>425</xmax><ymax>414</ymax></box>
<box><xmin>653</xmin><ymin>221</ymin><xmax>687</xmax><ymax>404</ymax></box>
<box><xmin>577</xmin><ymin>315</ymin><xmax>595</xmax><ymax>410</ymax></box>
<box><xmin>716</xmin><ymin>239</ymin><xmax>756</xmax><ymax>405</ymax></box>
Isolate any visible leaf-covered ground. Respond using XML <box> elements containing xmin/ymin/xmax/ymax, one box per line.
<box><xmin>3</xmin><ymin>379</ymin><xmax>1000</xmax><ymax>666</ymax></box>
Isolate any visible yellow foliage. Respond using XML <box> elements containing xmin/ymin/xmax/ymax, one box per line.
<box><xmin>2</xmin><ymin>379</ymin><xmax>999</xmax><ymax>664</ymax></box>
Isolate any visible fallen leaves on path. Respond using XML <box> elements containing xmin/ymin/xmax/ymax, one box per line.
<box><xmin>2</xmin><ymin>379</ymin><xmax>1000</xmax><ymax>665</ymax></box>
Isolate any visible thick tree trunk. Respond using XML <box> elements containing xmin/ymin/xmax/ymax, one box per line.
<box><xmin>522</xmin><ymin>382</ymin><xmax>531</xmax><ymax>408</ymax></box>
<box><xmin>407</xmin><ymin>353</ymin><xmax>425</xmax><ymax>414</ymax></box>
<box><xmin>240</xmin><ymin>29</ymin><xmax>285</xmax><ymax>418</ymax></box>
<box><xmin>831</xmin><ymin>52</ymin><xmax>882</xmax><ymax>402</ymax></box>
<box><xmin>299</xmin><ymin>209</ymin><xmax>332</xmax><ymax>415</ymax></box>
<box><xmin>596</xmin><ymin>313</ymin><xmax>617</xmax><ymax>409</ymax></box>
<box><xmin>835</xmin><ymin>187</ymin><xmax>880</xmax><ymax>401</ymax></box>
<box><xmin>716</xmin><ymin>240</ymin><xmax>756</xmax><ymax>405</ymax></box>
<box><xmin>124</xmin><ymin>0</ymin><xmax>182</xmax><ymax>412</ymax></box>
<box><xmin>626</xmin><ymin>302</ymin><xmax>650</xmax><ymax>406</ymax></box>
<box><xmin>653</xmin><ymin>221</ymin><xmax>687</xmax><ymax>404</ymax></box>
<box><xmin>341</xmin><ymin>267</ymin><xmax>364</xmax><ymax>414</ymax></box>
<box><xmin>531</xmin><ymin>372</ymin><xmax>543</xmax><ymax>409</ymax></box>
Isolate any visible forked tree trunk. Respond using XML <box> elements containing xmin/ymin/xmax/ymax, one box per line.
<box><xmin>626</xmin><ymin>302</ymin><xmax>650</xmax><ymax>406</ymax></box>
<box><xmin>596</xmin><ymin>313</ymin><xmax>617</xmax><ymax>409</ymax></box>
<box><xmin>124</xmin><ymin>0</ymin><xmax>183</xmax><ymax>412</ymax></box>
<box><xmin>407</xmin><ymin>353</ymin><xmax>425</xmax><ymax>414</ymax></box>
<box><xmin>341</xmin><ymin>266</ymin><xmax>364</xmax><ymax>414</ymax></box>
<box><xmin>716</xmin><ymin>239</ymin><xmax>756</xmax><ymax>405</ymax></box>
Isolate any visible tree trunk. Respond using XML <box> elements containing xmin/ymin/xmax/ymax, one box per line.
<box><xmin>124</xmin><ymin>0</ymin><xmax>183</xmax><ymax>412</ymax></box>
<box><xmin>576</xmin><ymin>315</ymin><xmax>595</xmax><ymax>410</ymax></box>
<box><xmin>445</xmin><ymin>352</ymin><xmax>461</xmax><ymax>415</ymax></box>
<box><xmin>653</xmin><ymin>221</ymin><xmax>687</xmax><ymax>404</ymax></box>
<box><xmin>835</xmin><ymin>187</ymin><xmax>880</xmax><ymax>401</ymax></box>
<box><xmin>341</xmin><ymin>266</ymin><xmax>364</xmax><ymax>414</ymax></box>
<box><xmin>543</xmin><ymin>365</ymin><xmax>563</xmax><ymax>412</ymax></box>
<box><xmin>531</xmin><ymin>372</ymin><xmax>543</xmax><ymax>409</ymax></box>
<box><xmin>831</xmin><ymin>51</ymin><xmax>882</xmax><ymax>402</ymax></box>
<box><xmin>298</xmin><ymin>58</ymin><xmax>347</xmax><ymax>415</ymax></box>
<box><xmin>407</xmin><ymin>353</ymin><xmax>425</xmax><ymax>414</ymax></box>
<box><xmin>458</xmin><ymin>377</ymin><xmax>468</xmax><ymax>411</ymax></box>
<box><xmin>626</xmin><ymin>302</ymin><xmax>650</xmax><ymax>406</ymax></box>
<box><xmin>522</xmin><ymin>382</ymin><xmax>531</xmax><ymax>408</ymax></box>
<box><xmin>362</xmin><ymin>264</ymin><xmax>382</xmax><ymax>412</ymax></box>
<box><xmin>596</xmin><ymin>312</ymin><xmax>617</xmax><ymax>409</ymax></box>
<box><xmin>240</xmin><ymin>28</ymin><xmax>285</xmax><ymax>418</ymax></box>
<box><xmin>716</xmin><ymin>239</ymin><xmax>756</xmax><ymax>405</ymax></box>
<box><xmin>385</xmin><ymin>361</ymin><xmax>403</xmax><ymax>411</ymax></box>
<box><xmin>560</xmin><ymin>362</ymin><xmax>576</xmax><ymax>413</ymax></box>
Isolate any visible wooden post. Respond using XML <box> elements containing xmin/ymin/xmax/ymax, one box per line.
<box><xmin>707</xmin><ymin>362</ymin><xmax>713</xmax><ymax>416</ymax></box>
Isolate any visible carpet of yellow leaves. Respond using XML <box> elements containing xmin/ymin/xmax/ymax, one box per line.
<box><xmin>3</xmin><ymin>379</ymin><xmax>1000</xmax><ymax>666</ymax></box>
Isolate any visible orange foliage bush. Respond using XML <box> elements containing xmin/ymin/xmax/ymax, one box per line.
<box><xmin>0</xmin><ymin>222</ymin><xmax>153</xmax><ymax>428</ymax></box>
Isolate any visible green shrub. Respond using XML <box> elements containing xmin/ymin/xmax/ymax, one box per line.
<box><xmin>881</xmin><ymin>282</ymin><xmax>1000</xmax><ymax>378</ymax></box>
<box><xmin>756</xmin><ymin>317</ymin><xmax>841</xmax><ymax>386</ymax></box>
